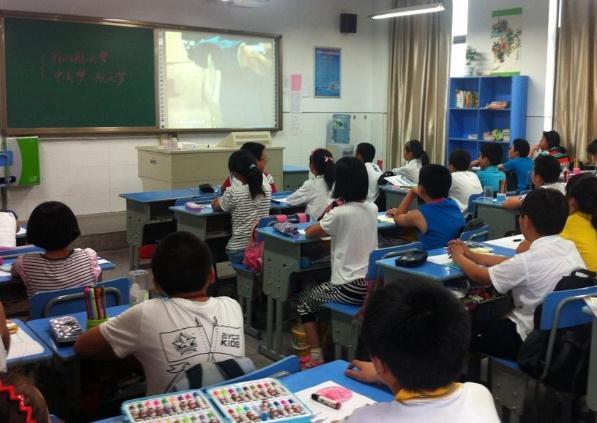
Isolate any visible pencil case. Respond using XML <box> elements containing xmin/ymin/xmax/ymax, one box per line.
<box><xmin>121</xmin><ymin>389</ymin><xmax>222</xmax><ymax>423</ymax></box>
<box><xmin>205</xmin><ymin>377</ymin><xmax>312</xmax><ymax>422</ymax></box>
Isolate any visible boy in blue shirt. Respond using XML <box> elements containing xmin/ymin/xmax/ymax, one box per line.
<box><xmin>387</xmin><ymin>164</ymin><xmax>464</xmax><ymax>250</ymax></box>
<box><xmin>500</xmin><ymin>138</ymin><xmax>532</xmax><ymax>192</ymax></box>
<box><xmin>475</xmin><ymin>143</ymin><xmax>506</xmax><ymax>192</ymax></box>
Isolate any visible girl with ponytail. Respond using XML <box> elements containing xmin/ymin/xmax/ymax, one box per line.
<box><xmin>285</xmin><ymin>149</ymin><xmax>335</xmax><ymax>220</ymax></box>
<box><xmin>561</xmin><ymin>174</ymin><xmax>597</xmax><ymax>271</ymax></box>
<box><xmin>392</xmin><ymin>139</ymin><xmax>430</xmax><ymax>183</ymax></box>
<box><xmin>212</xmin><ymin>150</ymin><xmax>272</xmax><ymax>264</ymax></box>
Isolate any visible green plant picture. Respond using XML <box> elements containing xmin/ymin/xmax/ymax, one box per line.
<box><xmin>490</xmin><ymin>8</ymin><xmax>522</xmax><ymax>75</ymax></box>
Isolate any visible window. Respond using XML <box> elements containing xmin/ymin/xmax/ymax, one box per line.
<box><xmin>450</xmin><ymin>0</ymin><xmax>468</xmax><ymax>77</ymax></box>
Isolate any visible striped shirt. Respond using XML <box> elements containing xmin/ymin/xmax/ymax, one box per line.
<box><xmin>12</xmin><ymin>248</ymin><xmax>101</xmax><ymax>298</ymax></box>
<box><xmin>219</xmin><ymin>183</ymin><xmax>272</xmax><ymax>252</ymax></box>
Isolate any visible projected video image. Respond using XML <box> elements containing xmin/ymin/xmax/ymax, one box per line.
<box><xmin>163</xmin><ymin>30</ymin><xmax>277</xmax><ymax>129</ymax></box>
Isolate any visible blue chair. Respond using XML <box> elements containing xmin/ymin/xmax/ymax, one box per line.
<box><xmin>324</xmin><ymin>242</ymin><xmax>424</xmax><ymax>360</ymax></box>
<box><xmin>29</xmin><ymin>277</ymin><xmax>130</xmax><ymax>319</ymax></box>
<box><xmin>460</xmin><ymin>224</ymin><xmax>490</xmax><ymax>242</ymax></box>
<box><xmin>490</xmin><ymin>286</ymin><xmax>597</xmax><ymax>422</ymax></box>
<box><xmin>207</xmin><ymin>355</ymin><xmax>300</xmax><ymax>388</ymax></box>
<box><xmin>467</xmin><ymin>193</ymin><xmax>484</xmax><ymax>217</ymax></box>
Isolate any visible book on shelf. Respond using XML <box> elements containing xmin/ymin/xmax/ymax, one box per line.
<box><xmin>455</xmin><ymin>90</ymin><xmax>479</xmax><ymax>108</ymax></box>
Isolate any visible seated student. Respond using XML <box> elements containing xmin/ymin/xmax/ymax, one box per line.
<box><xmin>0</xmin><ymin>373</ymin><xmax>52</xmax><ymax>423</ymax></box>
<box><xmin>588</xmin><ymin>139</ymin><xmax>597</xmax><ymax>164</ymax></box>
<box><xmin>448</xmin><ymin>189</ymin><xmax>585</xmax><ymax>360</ymax></box>
<box><xmin>503</xmin><ymin>154</ymin><xmax>565</xmax><ymax>209</ymax></box>
<box><xmin>355</xmin><ymin>142</ymin><xmax>382</xmax><ymax>202</ymax></box>
<box><xmin>474</xmin><ymin>143</ymin><xmax>506</xmax><ymax>192</ymax></box>
<box><xmin>530</xmin><ymin>130</ymin><xmax>569</xmax><ymax>168</ymax></box>
<box><xmin>344</xmin><ymin>282</ymin><xmax>499</xmax><ymax>422</ymax></box>
<box><xmin>11</xmin><ymin>202</ymin><xmax>101</xmax><ymax>298</ymax></box>
<box><xmin>499</xmin><ymin>138</ymin><xmax>533</xmax><ymax>192</ymax></box>
<box><xmin>213</xmin><ymin>150</ymin><xmax>272</xmax><ymax>264</ymax></box>
<box><xmin>560</xmin><ymin>174</ymin><xmax>597</xmax><ymax>272</ymax></box>
<box><xmin>392</xmin><ymin>140</ymin><xmax>429</xmax><ymax>184</ymax></box>
<box><xmin>75</xmin><ymin>232</ymin><xmax>245</xmax><ymax>395</ymax></box>
<box><xmin>221</xmin><ymin>142</ymin><xmax>277</xmax><ymax>193</ymax></box>
<box><xmin>0</xmin><ymin>210</ymin><xmax>18</xmax><ymax>249</ymax></box>
<box><xmin>285</xmin><ymin>149</ymin><xmax>334</xmax><ymax>220</ymax></box>
<box><xmin>387</xmin><ymin>165</ymin><xmax>464</xmax><ymax>250</ymax></box>
<box><xmin>297</xmin><ymin>157</ymin><xmax>377</xmax><ymax>369</ymax></box>
<box><xmin>447</xmin><ymin>149</ymin><xmax>483</xmax><ymax>213</ymax></box>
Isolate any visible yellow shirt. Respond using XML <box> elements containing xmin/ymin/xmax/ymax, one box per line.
<box><xmin>561</xmin><ymin>212</ymin><xmax>597</xmax><ymax>272</ymax></box>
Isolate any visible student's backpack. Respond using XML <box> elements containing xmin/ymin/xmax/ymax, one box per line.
<box><xmin>516</xmin><ymin>269</ymin><xmax>597</xmax><ymax>394</ymax></box>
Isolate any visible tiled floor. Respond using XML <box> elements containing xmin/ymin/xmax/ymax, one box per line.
<box><xmin>97</xmin><ymin>247</ymin><xmax>275</xmax><ymax>370</ymax></box>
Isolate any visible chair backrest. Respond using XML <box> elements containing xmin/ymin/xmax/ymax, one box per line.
<box><xmin>366</xmin><ymin>242</ymin><xmax>423</xmax><ymax>280</ymax></box>
<box><xmin>505</xmin><ymin>170</ymin><xmax>519</xmax><ymax>192</ymax></box>
<box><xmin>209</xmin><ymin>355</ymin><xmax>300</xmax><ymax>387</ymax></box>
<box><xmin>467</xmin><ymin>193</ymin><xmax>484</xmax><ymax>216</ymax></box>
<box><xmin>29</xmin><ymin>277</ymin><xmax>130</xmax><ymax>319</ymax></box>
<box><xmin>460</xmin><ymin>224</ymin><xmax>490</xmax><ymax>242</ymax></box>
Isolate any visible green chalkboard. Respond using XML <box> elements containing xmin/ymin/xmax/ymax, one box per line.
<box><xmin>3</xmin><ymin>17</ymin><xmax>157</xmax><ymax>132</ymax></box>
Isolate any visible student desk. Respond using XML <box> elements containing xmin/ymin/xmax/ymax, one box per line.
<box><xmin>0</xmin><ymin>245</ymin><xmax>44</xmax><ymax>258</ymax></box>
<box><xmin>256</xmin><ymin>214</ymin><xmax>399</xmax><ymax>360</ymax></box>
<box><xmin>282</xmin><ymin>164</ymin><xmax>309</xmax><ymax>191</ymax></box>
<box><xmin>91</xmin><ymin>359</ymin><xmax>392</xmax><ymax>423</ymax></box>
<box><xmin>6</xmin><ymin>319</ymin><xmax>53</xmax><ymax>368</ymax></box>
<box><xmin>473</xmin><ymin>197</ymin><xmax>519</xmax><ymax>240</ymax></box>
<box><xmin>376</xmin><ymin>243</ymin><xmax>516</xmax><ymax>285</ymax></box>
<box><xmin>381</xmin><ymin>185</ymin><xmax>417</xmax><ymax>210</ymax></box>
<box><xmin>120</xmin><ymin>188</ymin><xmax>221</xmax><ymax>269</ymax></box>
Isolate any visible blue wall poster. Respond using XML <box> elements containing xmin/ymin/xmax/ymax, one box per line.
<box><xmin>314</xmin><ymin>47</ymin><xmax>341</xmax><ymax>97</ymax></box>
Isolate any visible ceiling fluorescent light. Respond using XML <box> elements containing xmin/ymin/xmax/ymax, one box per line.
<box><xmin>369</xmin><ymin>2</ymin><xmax>445</xmax><ymax>20</ymax></box>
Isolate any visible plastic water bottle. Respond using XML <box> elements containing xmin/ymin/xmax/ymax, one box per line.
<box><xmin>129</xmin><ymin>270</ymin><xmax>149</xmax><ymax>305</ymax></box>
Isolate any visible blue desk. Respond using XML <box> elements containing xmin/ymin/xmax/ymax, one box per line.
<box><xmin>473</xmin><ymin>198</ymin><xmax>519</xmax><ymax>240</ymax></box>
<box><xmin>7</xmin><ymin>319</ymin><xmax>53</xmax><ymax>368</ymax></box>
<box><xmin>282</xmin><ymin>165</ymin><xmax>309</xmax><ymax>191</ymax></box>
<box><xmin>377</xmin><ymin>243</ymin><xmax>516</xmax><ymax>285</ymax></box>
<box><xmin>91</xmin><ymin>360</ymin><xmax>392</xmax><ymax>423</ymax></box>
<box><xmin>0</xmin><ymin>245</ymin><xmax>44</xmax><ymax>258</ymax></box>
<box><xmin>381</xmin><ymin>185</ymin><xmax>416</xmax><ymax>210</ymax></box>
<box><xmin>257</xmin><ymin>214</ymin><xmax>398</xmax><ymax>360</ymax></box>
<box><xmin>120</xmin><ymin>188</ymin><xmax>221</xmax><ymax>269</ymax></box>
<box><xmin>26</xmin><ymin>305</ymin><xmax>129</xmax><ymax>361</ymax></box>
<box><xmin>0</xmin><ymin>257</ymin><xmax>116</xmax><ymax>285</ymax></box>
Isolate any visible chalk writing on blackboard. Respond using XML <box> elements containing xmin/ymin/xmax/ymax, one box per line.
<box><xmin>40</xmin><ymin>50</ymin><xmax>126</xmax><ymax>86</ymax></box>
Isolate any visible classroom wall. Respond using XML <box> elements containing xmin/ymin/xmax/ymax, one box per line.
<box><xmin>3</xmin><ymin>0</ymin><xmax>392</xmax><ymax>220</ymax></box>
<box><xmin>466</xmin><ymin>0</ymin><xmax>551</xmax><ymax>144</ymax></box>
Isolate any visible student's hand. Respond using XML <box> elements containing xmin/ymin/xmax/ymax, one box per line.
<box><xmin>447</xmin><ymin>239</ymin><xmax>468</xmax><ymax>258</ymax></box>
<box><xmin>211</xmin><ymin>198</ymin><xmax>220</xmax><ymax>210</ymax></box>
<box><xmin>470</xmin><ymin>159</ymin><xmax>480</xmax><ymax>167</ymax></box>
<box><xmin>345</xmin><ymin>360</ymin><xmax>381</xmax><ymax>384</ymax></box>
<box><xmin>386</xmin><ymin>208</ymin><xmax>398</xmax><ymax>217</ymax></box>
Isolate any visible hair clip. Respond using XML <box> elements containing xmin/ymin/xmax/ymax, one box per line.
<box><xmin>249</xmin><ymin>164</ymin><xmax>257</xmax><ymax>170</ymax></box>
<box><xmin>0</xmin><ymin>382</ymin><xmax>37</xmax><ymax>423</ymax></box>
<box><xmin>324</xmin><ymin>156</ymin><xmax>333</xmax><ymax>163</ymax></box>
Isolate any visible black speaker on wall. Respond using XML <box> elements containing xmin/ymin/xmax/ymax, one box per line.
<box><xmin>340</xmin><ymin>13</ymin><xmax>357</xmax><ymax>33</ymax></box>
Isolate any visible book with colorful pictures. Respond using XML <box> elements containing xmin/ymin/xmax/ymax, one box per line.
<box><xmin>205</xmin><ymin>377</ymin><xmax>312</xmax><ymax>423</ymax></box>
<box><xmin>121</xmin><ymin>389</ymin><xmax>222</xmax><ymax>423</ymax></box>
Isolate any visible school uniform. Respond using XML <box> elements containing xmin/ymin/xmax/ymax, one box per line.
<box><xmin>449</xmin><ymin>171</ymin><xmax>483</xmax><ymax>213</ymax></box>
<box><xmin>346</xmin><ymin>382</ymin><xmax>500</xmax><ymax>423</ymax></box>
<box><xmin>0</xmin><ymin>212</ymin><xmax>17</xmax><ymax>248</ymax></box>
<box><xmin>222</xmin><ymin>173</ymin><xmax>277</xmax><ymax>193</ymax></box>
<box><xmin>296</xmin><ymin>201</ymin><xmax>378</xmax><ymax>321</ymax></box>
<box><xmin>475</xmin><ymin>166</ymin><xmax>506</xmax><ymax>192</ymax></box>
<box><xmin>473</xmin><ymin>235</ymin><xmax>585</xmax><ymax>360</ymax></box>
<box><xmin>503</xmin><ymin>157</ymin><xmax>533</xmax><ymax>191</ymax></box>
<box><xmin>285</xmin><ymin>175</ymin><xmax>332</xmax><ymax>220</ymax></box>
<box><xmin>417</xmin><ymin>198</ymin><xmax>465</xmax><ymax>250</ymax></box>
<box><xmin>561</xmin><ymin>212</ymin><xmax>597</xmax><ymax>272</ymax></box>
<box><xmin>365</xmin><ymin>162</ymin><xmax>383</xmax><ymax>202</ymax></box>
<box><xmin>392</xmin><ymin>158</ymin><xmax>422</xmax><ymax>184</ymax></box>
<box><xmin>100</xmin><ymin>297</ymin><xmax>244</xmax><ymax>395</ymax></box>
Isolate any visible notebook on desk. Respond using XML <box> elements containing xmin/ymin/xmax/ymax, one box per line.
<box><xmin>7</xmin><ymin>328</ymin><xmax>44</xmax><ymax>360</ymax></box>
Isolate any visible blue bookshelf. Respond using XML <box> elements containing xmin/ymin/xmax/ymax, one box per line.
<box><xmin>446</xmin><ymin>76</ymin><xmax>529</xmax><ymax>163</ymax></box>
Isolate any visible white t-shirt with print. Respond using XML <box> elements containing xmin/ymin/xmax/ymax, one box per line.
<box><xmin>319</xmin><ymin>201</ymin><xmax>378</xmax><ymax>285</ymax></box>
<box><xmin>285</xmin><ymin>175</ymin><xmax>332</xmax><ymax>220</ymax></box>
<box><xmin>489</xmin><ymin>235</ymin><xmax>585</xmax><ymax>340</ymax></box>
<box><xmin>365</xmin><ymin>162</ymin><xmax>383</xmax><ymax>202</ymax></box>
<box><xmin>449</xmin><ymin>171</ymin><xmax>483</xmax><ymax>213</ymax></box>
<box><xmin>345</xmin><ymin>383</ymin><xmax>499</xmax><ymax>423</ymax></box>
<box><xmin>219</xmin><ymin>183</ymin><xmax>272</xmax><ymax>251</ymax></box>
<box><xmin>100</xmin><ymin>297</ymin><xmax>245</xmax><ymax>395</ymax></box>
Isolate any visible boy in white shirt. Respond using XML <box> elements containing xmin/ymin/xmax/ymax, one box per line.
<box><xmin>75</xmin><ymin>232</ymin><xmax>245</xmax><ymax>394</ymax></box>
<box><xmin>448</xmin><ymin>189</ymin><xmax>585</xmax><ymax>360</ymax></box>
<box><xmin>344</xmin><ymin>282</ymin><xmax>499</xmax><ymax>423</ymax></box>
<box><xmin>355</xmin><ymin>143</ymin><xmax>382</xmax><ymax>203</ymax></box>
<box><xmin>447</xmin><ymin>149</ymin><xmax>483</xmax><ymax>213</ymax></box>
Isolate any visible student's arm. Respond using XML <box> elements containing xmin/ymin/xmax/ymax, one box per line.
<box><xmin>448</xmin><ymin>242</ymin><xmax>492</xmax><ymax>285</ymax></box>
<box><xmin>74</xmin><ymin>327</ymin><xmax>118</xmax><ymax>360</ymax></box>
<box><xmin>386</xmin><ymin>187</ymin><xmax>418</xmax><ymax>216</ymax></box>
<box><xmin>10</xmin><ymin>256</ymin><xmax>23</xmax><ymax>278</ymax></box>
<box><xmin>391</xmin><ymin>210</ymin><xmax>427</xmax><ymax>233</ymax></box>
<box><xmin>502</xmin><ymin>196</ymin><xmax>523</xmax><ymax>210</ymax></box>
<box><xmin>212</xmin><ymin>188</ymin><xmax>234</xmax><ymax>212</ymax></box>
<box><xmin>516</xmin><ymin>239</ymin><xmax>531</xmax><ymax>253</ymax></box>
<box><xmin>448</xmin><ymin>239</ymin><xmax>509</xmax><ymax>266</ymax></box>
<box><xmin>211</xmin><ymin>198</ymin><xmax>222</xmax><ymax>211</ymax></box>
<box><xmin>0</xmin><ymin>302</ymin><xmax>9</xmax><ymax>352</ymax></box>
<box><xmin>284</xmin><ymin>181</ymin><xmax>311</xmax><ymax>206</ymax></box>
<box><xmin>345</xmin><ymin>360</ymin><xmax>382</xmax><ymax>384</ymax></box>
<box><xmin>305</xmin><ymin>223</ymin><xmax>329</xmax><ymax>239</ymax></box>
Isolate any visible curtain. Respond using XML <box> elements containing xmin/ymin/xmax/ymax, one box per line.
<box><xmin>386</xmin><ymin>0</ymin><xmax>452</xmax><ymax>167</ymax></box>
<box><xmin>554</xmin><ymin>0</ymin><xmax>597</xmax><ymax>162</ymax></box>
